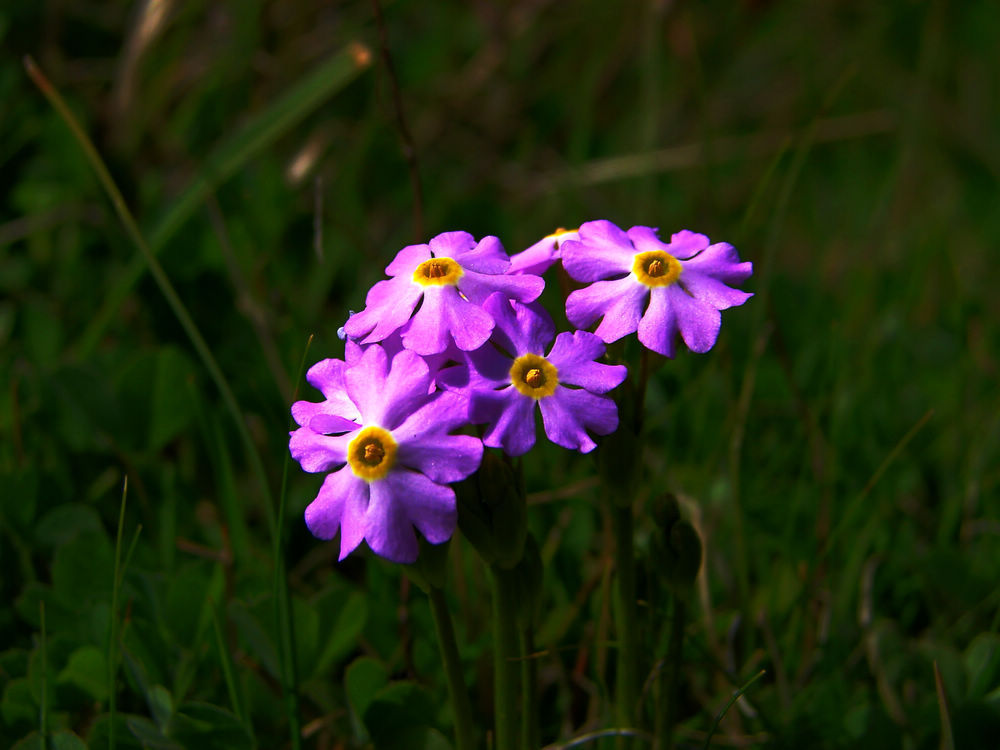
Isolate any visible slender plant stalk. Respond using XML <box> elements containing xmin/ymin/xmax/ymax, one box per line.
<box><xmin>656</xmin><ymin>597</ymin><xmax>686</xmax><ymax>750</ymax></box>
<box><xmin>272</xmin><ymin>335</ymin><xmax>314</xmax><ymax>750</ymax></box>
<box><xmin>519</xmin><ymin>626</ymin><xmax>540</xmax><ymax>750</ymax></box>
<box><xmin>107</xmin><ymin>477</ymin><xmax>128</xmax><ymax>750</ymax></box>
<box><xmin>428</xmin><ymin>586</ymin><xmax>475</xmax><ymax>750</ymax></box>
<box><xmin>612</xmin><ymin>506</ymin><xmax>640</xmax><ymax>746</ymax></box>
<box><xmin>490</xmin><ymin>566</ymin><xmax>521</xmax><ymax>750</ymax></box>
<box><xmin>39</xmin><ymin>601</ymin><xmax>47</xmax><ymax>743</ymax></box>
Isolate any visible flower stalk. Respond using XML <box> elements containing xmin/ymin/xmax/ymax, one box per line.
<box><xmin>612</xmin><ymin>503</ymin><xmax>640</xmax><ymax>744</ymax></box>
<box><xmin>428</xmin><ymin>586</ymin><xmax>476</xmax><ymax>750</ymax></box>
<box><xmin>490</xmin><ymin>564</ymin><xmax>521</xmax><ymax>750</ymax></box>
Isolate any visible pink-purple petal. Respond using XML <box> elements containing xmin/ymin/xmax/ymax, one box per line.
<box><xmin>679</xmin><ymin>269</ymin><xmax>754</xmax><ymax>310</ymax></box>
<box><xmin>397</xmin><ymin>433</ymin><xmax>483</xmax><ymax>483</ymax></box>
<box><xmin>484</xmin><ymin>294</ymin><xmax>554</xmax><ymax>357</ymax></box>
<box><xmin>509</xmin><ymin>236</ymin><xmax>559</xmax><ymax>276</ymax></box>
<box><xmin>667</xmin><ymin>229</ymin><xmax>712</xmax><ymax>259</ymax></box>
<box><xmin>637</xmin><ymin>286</ymin><xmax>679</xmax><ymax>357</ymax></box>
<box><xmin>626</xmin><ymin>225</ymin><xmax>671</xmax><ymax>255</ymax></box>
<box><xmin>366</xmin><ymin>470</ymin><xmax>458</xmax><ymax>563</ymax></box>
<box><xmin>667</xmin><ymin>285</ymin><xmax>722</xmax><ymax>353</ymax></box>
<box><xmin>546</xmin><ymin>331</ymin><xmax>626</xmax><ymax>393</ymax></box>
<box><xmin>303</xmin><ymin>468</ymin><xmax>369</xmax><ymax>561</ymax></box>
<box><xmin>450</xmin><ymin>234</ymin><xmax>510</xmax><ymax>274</ymax></box>
<box><xmin>458</xmin><ymin>268</ymin><xmax>544</xmax><ymax>306</ymax></box>
<box><xmin>385</xmin><ymin>243</ymin><xmax>431</xmax><ymax>276</ymax></box>
<box><xmin>428</xmin><ymin>231</ymin><xmax>478</xmax><ymax>262</ymax></box>
<box><xmin>289</xmin><ymin>427</ymin><xmax>352</xmax><ymax>473</ymax></box>
<box><xmin>473</xmin><ymin>388</ymin><xmax>538</xmax><ymax>456</ymax></box>
<box><xmin>539</xmin><ymin>388</ymin><xmax>618</xmax><ymax>453</ymax></box>
<box><xmin>561</xmin><ymin>220</ymin><xmax>635</xmax><ymax>282</ymax></box>
<box><xmin>343</xmin><ymin>277</ymin><xmax>423</xmax><ymax>343</ymax></box>
<box><xmin>565</xmin><ymin>276</ymin><xmax>648</xmax><ymax>343</ymax></box>
<box><xmin>681</xmin><ymin>242</ymin><xmax>753</xmax><ymax>284</ymax></box>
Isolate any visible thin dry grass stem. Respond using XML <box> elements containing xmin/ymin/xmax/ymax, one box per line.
<box><xmin>859</xmin><ymin>556</ymin><xmax>907</xmax><ymax>726</ymax></box>
<box><xmin>532</xmin><ymin>110</ymin><xmax>895</xmax><ymax>191</ymax></box>
<box><xmin>112</xmin><ymin>0</ymin><xmax>174</xmax><ymax>120</ymax></box>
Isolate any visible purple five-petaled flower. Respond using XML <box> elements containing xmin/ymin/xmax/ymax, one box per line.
<box><xmin>441</xmin><ymin>293</ymin><xmax>627</xmax><ymax>456</ymax></box>
<box><xmin>343</xmin><ymin>231</ymin><xmax>544</xmax><ymax>356</ymax></box>
<box><xmin>562</xmin><ymin>220</ymin><xmax>753</xmax><ymax>357</ymax></box>
<box><xmin>289</xmin><ymin>344</ymin><xmax>483</xmax><ymax>563</ymax></box>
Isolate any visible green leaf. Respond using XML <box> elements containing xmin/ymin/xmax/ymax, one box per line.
<box><xmin>363</xmin><ymin>681</ymin><xmax>441</xmax><ymax>747</ymax></box>
<box><xmin>966</xmin><ymin>633</ymin><xmax>1000</xmax><ymax>700</ymax></box>
<box><xmin>1</xmin><ymin>677</ymin><xmax>36</xmax><ymax>726</ymax></box>
<box><xmin>49</xmin><ymin>729</ymin><xmax>89</xmax><ymax>750</ymax></box>
<box><xmin>148</xmin><ymin>348</ymin><xmax>198</xmax><ymax>450</ymax></box>
<box><xmin>51</xmin><ymin>530</ymin><xmax>113</xmax><ymax>605</ymax></box>
<box><xmin>10</xmin><ymin>732</ymin><xmax>43</xmax><ymax>750</ymax></box>
<box><xmin>147</xmin><ymin>684</ymin><xmax>174</xmax><ymax>731</ymax></box>
<box><xmin>345</xmin><ymin>656</ymin><xmax>388</xmax><ymax>742</ymax></box>
<box><xmin>125</xmin><ymin>716</ymin><xmax>182</xmax><ymax>750</ymax></box>
<box><xmin>169</xmin><ymin>702</ymin><xmax>254</xmax><ymax>750</ymax></box>
<box><xmin>57</xmin><ymin>645</ymin><xmax>108</xmax><ymax>701</ymax></box>
<box><xmin>34</xmin><ymin>503</ymin><xmax>103</xmax><ymax>549</ymax></box>
<box><xmin>314</xmin><ymin>589</ymin><xmax>368</xmax><ymax>676</ymax></box>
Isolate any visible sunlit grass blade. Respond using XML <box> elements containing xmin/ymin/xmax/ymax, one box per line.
<box><xmin>933</xmin><ymin>661</ymin><xmax>955</xmax><ymax>750</ymax></box>
<box><xmin>702</xmin><ymin>670</ymin><xmax>766</xmax><ymax>750</ymax></box>
<box><xmin>74</xmin><ymin>42</ymin><xmax>372</xmax><ymax>358</ymax></box>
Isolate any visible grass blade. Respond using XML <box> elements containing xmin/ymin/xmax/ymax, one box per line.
<box><xmin>107</xmin><ymin>477</ymin><xmax>128</xmax><ymax>750</ymax></box>
<box><xmin>934</xmin><ymin>661</ymin><xmax>955</xmax><ymax>750</ymax></box>
<box><xmin>74</xmin><ymin>42</ymin><xmax>372</xmax><ymax>358</ymax></box>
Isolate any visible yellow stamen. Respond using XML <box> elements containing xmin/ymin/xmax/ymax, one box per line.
<box><xmin>347</xmin><ymin>426</ymin><xmax>397</xmax><ymax>481</ymax></box>
<box><xmin>413</xmin><ymin>256</ymin><xmax>464</xmax><ymax>287</ymax></box>
<box><xmin>632</xmin><ymin>250</ymin><xmax>682</xmax><ymax>288</ymax></box>
<box><xmin>510</xmin><ymin>353</ymin><xmax>558</xmax><ymax>399</ymax></box>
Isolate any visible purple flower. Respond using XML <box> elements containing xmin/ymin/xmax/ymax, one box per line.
<box><xmin>290</xmin><ymin>344</ymin><xmax>483</xmax><ymax>563</ymax></box>
<box><xmin>441</xmin><ymin>293</ymin><xmax>627</xmax><ymax>455</ymax></box>
<box><xmin>343</xmin><ymin>231</ymin><xmax>545</xmax><ymax>356</ymax></box>
<box><xmin>508</xmin><ymin>227</ymin><xmax>579</xmax><ymax>276</ymax></box>
<box><xmin>563</xmin><ymin>221</ymin><xmax>753</xmax><ymax>357</ymax></box>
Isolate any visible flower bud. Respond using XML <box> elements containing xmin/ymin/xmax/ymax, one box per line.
<box><xmin>455</xmin><ymin>452</ymin><xmax>527</xmax><ymax>569</ymax></box>
<box><xmin>406</xmin><ymin>537</ymin><xmax>451</xmax><ymax>593</ymax></box>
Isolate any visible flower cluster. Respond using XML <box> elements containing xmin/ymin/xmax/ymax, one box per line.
<box><xmin>289</xmin><ymin>222</ymin><xmax>752</xmax><ymax>562</ymax></box>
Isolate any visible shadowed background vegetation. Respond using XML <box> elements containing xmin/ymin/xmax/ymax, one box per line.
<box><xmin>2</xmin><ymin>0</ymin><xmax>998</xmax><ymax>748</ymax></box>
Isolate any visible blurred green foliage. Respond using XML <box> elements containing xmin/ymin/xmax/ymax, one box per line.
<box><xmin>1</xmin><ymin>0</ymin><xmax>999</xmax><ymax>748</ymax></box>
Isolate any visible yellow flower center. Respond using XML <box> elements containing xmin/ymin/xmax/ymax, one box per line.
<box><xmin>347</xmin><ymin>426</ymin><xmax>397</xmax><ymax>481</ymax></box>
<box><xmin>510</xmin><ymin>353</ymin><xmax>559</xmax><ymax>399</ymax></box>
<box><xmin>413</xmin><ymin>257</ymin><xmax>464</xmax><ymax>287</ymax></box>
<box><xmin>632</xmin><ymin>250</ymin><xmax>682</xmax><ymax>287</ymax></box>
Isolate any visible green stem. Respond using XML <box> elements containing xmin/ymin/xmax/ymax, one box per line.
<box><xmin>613</xmin><ymin>505</ymin><xmax>639</xmax><ymax>744</ymax></box>
<box><xmin>428</xmin><ymin>587</ymin><xmax>475</xmax><ymax>750</ymax></box>
<box><xmin>657</xmin><ymin>597</ymin><xmax>686</xmax><ymax>750</ymax></box>
<box><xmin>490</xmin><ymin>566</ymin><xmax>520</xmax><ymax>750</ymax></box>
<box><xmin>520</xmin><ymin>626</ymin><xmax>539</xmax><ymax>750</ymax></box>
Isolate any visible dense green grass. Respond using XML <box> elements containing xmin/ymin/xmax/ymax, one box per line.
<box><xmin>2</xmin><ymin>1</ymin><xmax>999</xmax><ymax>748</ymax></box>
